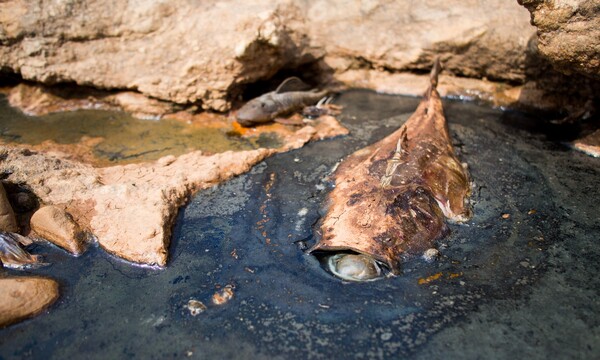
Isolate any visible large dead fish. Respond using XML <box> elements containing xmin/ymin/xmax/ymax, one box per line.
<box><xmin>310</xmin><ymin>58</ymin><xmax>472</xmax><ymax>281</ymax></box>
<box><xmin>236</xmin><ymin>77</ymin><xmax>328</xmax><ymax>127</ymax></box>
<box><xmin>0</xmin><ymin>231</ymin><xmax>45</xmax><ymax>269</ymax></box>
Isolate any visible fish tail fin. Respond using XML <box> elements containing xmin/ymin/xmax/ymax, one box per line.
<box><xmin>430</xmin><ymin>57</ymin><xmax>442</xmax><ymax>87</ymax></box>
<box><xmin>425</xmin><ymin>57</ymin><xmax>442</xmax><ymax>98</ymax></box>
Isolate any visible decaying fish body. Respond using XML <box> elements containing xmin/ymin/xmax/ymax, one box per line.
<box><xmin>310</xmin><ymin>59</ymin><xmax>471</xmax><ymax>279</ymax></box>
<box><xmin>236</xmin><ymin>77</ymin><xmax>328</xmax><ymax>126</ymax></box>
<box><xmin>0</xmin><ymin>232</ymin><xmax>45</xmax><ymax>269</ymax></box>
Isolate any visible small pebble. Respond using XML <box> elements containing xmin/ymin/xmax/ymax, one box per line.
<box><xmin>380</xmin><ymin>332</ymin><xmax>393</xmax><ymax>341</ymax></box>
<box><xmin>422</xmin><ymin>248</ymin><xmax>440</xmax><ymax>262</ymax></box>
<box><xmin>212</xmin><ymin>285</ymin><xmax>234</xmax><ymax>305</ymax></box>
<box><xmin>186</xmin><ymin>299</ymin><xmax>207</xmax><ymax>316</ymax></box>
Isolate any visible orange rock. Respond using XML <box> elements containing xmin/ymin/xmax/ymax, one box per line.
<box><xmin>30</xmin><ymin>205</ymin><xmax>86</xmax><ymax>255</ymax></box>
<box><xmin>0</xmin><ymin>276</ymin><xmax>59</xmax><ymax>328</ymax></box>
<box><xmin>572</xmin><ymin>129</ymin><xmax>600</xmax><ymax>158</ymax></box>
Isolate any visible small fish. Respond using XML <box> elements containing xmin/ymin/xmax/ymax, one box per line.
<box><xmin>236</xmin><ymin>77</ymin><xmax>328</xmax><ymax>127</ymax></box>
<box><xmin>310</xmin><ymin>58</ymin><xmax>472</xmax><ymax>280</ymax></box>
<box><xmin>0</xmin><ymin>231</ymin><xmax>46</xmax><ymax>269</ymax></box>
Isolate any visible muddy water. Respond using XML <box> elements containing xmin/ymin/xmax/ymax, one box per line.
<box><xmin>1</xmin><ymin>91</ymin><xmax>599</xmax><ymax>359</ymax></box>
<box><xmin>0</xmin><ymin>95</ymin><xmax>279</xmax><ymax>165</ymax></box>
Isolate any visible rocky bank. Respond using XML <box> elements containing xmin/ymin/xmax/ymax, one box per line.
<box><xmin>0</xmin><ymin>0</ymin><xmax>575</xmax><ymax>111</ymax></box>
<box><xmin>0</xmin><ymin>113</ymin><xmax>347</xmax><ymax>266</ymax></box>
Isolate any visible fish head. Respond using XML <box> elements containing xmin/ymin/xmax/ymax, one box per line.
<box><xmin>236</xmin><ymin>94</ymin><xmax>279</xmax><ymax>126</ymax></box>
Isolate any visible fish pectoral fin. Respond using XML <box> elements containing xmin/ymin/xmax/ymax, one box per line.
<box><xmin>275</xmin><ymin>77</ymin><xmax>311</xmax><ymax>93</ymax></box>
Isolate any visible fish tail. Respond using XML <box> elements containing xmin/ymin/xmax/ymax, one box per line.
<box><xmin>430</xmin><ymin>57</ymin><xmax>442</xmax><ymax>87</ymax></box>
<box><xmin>425</xmin><ymin>57</ymin><xmax>442</xmax><ymax>98</ymax></box>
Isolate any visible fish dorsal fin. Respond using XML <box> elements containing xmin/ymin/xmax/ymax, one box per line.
<box><xmin>275</xmin><ymin>77</ymin><xmax>310</xmax><ymax>93</ymax></box>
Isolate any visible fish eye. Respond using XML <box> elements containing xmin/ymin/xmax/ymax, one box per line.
<box><xmin>260</xmin><ymin>103</ymin><xmax>266</xmax><ymax>108</ymax></box>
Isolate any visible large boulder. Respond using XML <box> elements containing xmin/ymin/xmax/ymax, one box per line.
<box><xmin>307</xmin><ymin>0</ymin><xmax>535</xmax><ymax>82</ymax></box>
<box><xmin>0</xmin><ymin>0</ymin><xmax>535</xmax><ymax>111</ymax></box>
<box><xmin>518</xmin><ymin>0</ymin><xmax>600</xmax><ymax>79</ymax></box>
<box><xmin>0</xmin><ymin>1</ymin><xmax>314</xmax><ymax>112</ymax></box>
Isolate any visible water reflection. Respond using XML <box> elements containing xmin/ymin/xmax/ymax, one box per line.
<box><xmin>0</xmin><ymin>96</ymin><xmax>279</xmax><ymax>165</ymax></box>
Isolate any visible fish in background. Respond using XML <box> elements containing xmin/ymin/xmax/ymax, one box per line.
<box><xmin>236</xmin><ymin>77</ymin><xmax>330</xmax><ymax>127</ymax></box>
<box><xmin>310</xmin><ymin>58</ymin><xmax>472</xmax><ymax>282</ymax></box>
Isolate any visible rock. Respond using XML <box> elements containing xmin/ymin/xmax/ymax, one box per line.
<box><xmin>308</xmin><ymin>0</ymin><xmax>535</xmax><ymax>83</ymax></box>
<box><xmin>185</xmin><ymin>299</ymin><xmax>207</xmax><ymax>316</ymax></box>
<box><xmin>0</xmin><ymin>276</ymin><xmax>59</xmax><ymax>328</ymax></box>
<box><xmin>423</xmin><ymin>248</ymin><xmax>441</xmax><ymax>262</ymax></box>
<box><xmin>30</xmin><ymin>205</ymin><xmax>86</xmax><ymax>255</ymax></box>
<box><xmin>6</xmin><ymin>83</ymin><xmax>174</xmax><ymax>119</ymax></box>
<box><xmin>0</xmin><ymin>115</ymin><xmax>346</xmax><ymax>266</ymax></box>
<box><xmin>91</xmin><ymin>149</ymin><xmax>276</xmax><ymax>265</ymax></box>
<box><xmin>0</xmin><ymin>1</ymin><xmax>314</xmax><ymax>112</ymax></box>
<box><xmin>108</xmin><ymin>92</ymin><xmax>175</xmax><ymax>120</ymax></box>
<box><xmin>336</xmin><ymin>70</ymin><xmax>529</xmax><ymax>109</ymax></box>
<box><xmin>0</xmin><ymin>183</ymin><xmax>18</xmax><ymax>233</ymax></box>
<box><xmin>572</xmin><ymin>129</ymin><xmax>600</xmax><ymax>158</ymax></box>
<box><xmin>0</xmin><ymin>0</ymin><xmax>535</xmax><ymax>111</ymax></box>
<box><xmin>518</xmin><ymin>0</ymin><xmax>600</xmax><ymax>79</ymax></box>
<box><xmin>212</xmin><ymin>285</ymin><xmax>234</xmax><ymax>305</ymax></box>
<box><xmin>6</xmin><ymin>83</ymin><xmax>117</xmax><ymax>116</ymax></box>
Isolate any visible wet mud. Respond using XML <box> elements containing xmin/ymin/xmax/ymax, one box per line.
<box><xmin>0</xmin><ymin>91</ymin><xmax>598</xmax><ymax>359</ymax></box>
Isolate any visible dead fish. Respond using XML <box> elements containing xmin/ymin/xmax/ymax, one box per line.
<box><xmin>236</xmin><ymin>77</ymin><xmax>328</xmax><ymax>127</ymax></box>
<box><xmin>310</xmin><ymin>58</ymin><xmax>472</xmax><ymax>281</ymax></box>
<box><xmin>0</xmin><ymin>231</ymin><xmax>46</xmax><ymax>269</ymax></box>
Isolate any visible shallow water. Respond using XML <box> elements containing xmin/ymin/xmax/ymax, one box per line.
<box><xmin>1</xmin><ymin>91</ymin><xmax>599</xmax><ymax>359</ymax></box>
<box><xmin>0</xmin><ymin>96</ymin><xmax>279</xmax><ymax>165</ymax></box>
